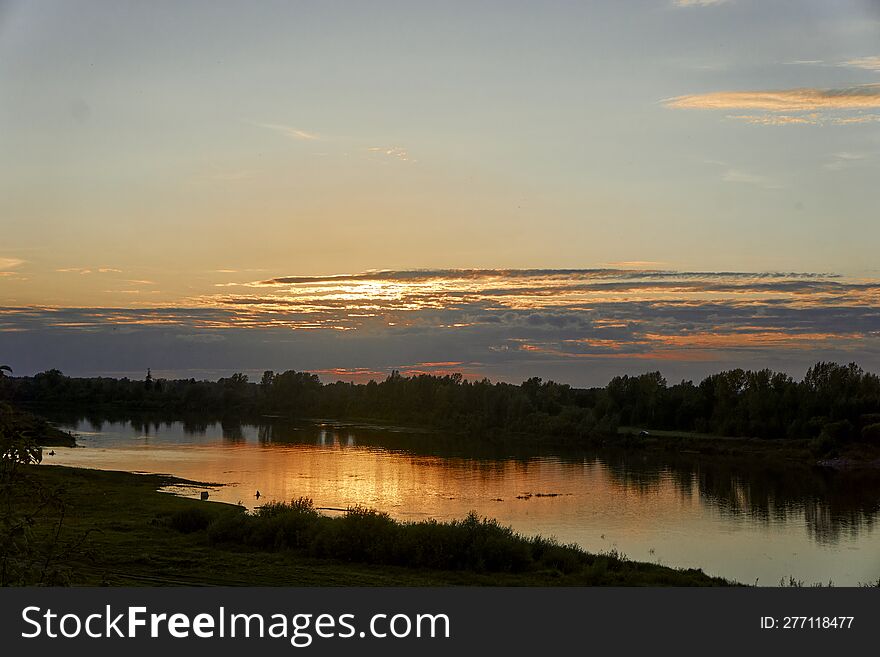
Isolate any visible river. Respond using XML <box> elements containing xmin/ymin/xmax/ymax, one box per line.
<box><xmin>43</xmin><ymin>413</ymin><xmax>880</xmax><ymax>586</ymax></box>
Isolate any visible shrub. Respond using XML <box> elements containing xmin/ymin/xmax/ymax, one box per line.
<box><xmin>859</xmin><ymin>414</ymin><xmax>880</xmax><ymax>427</ymax></box>
<box><xmin>805</xmin><ymin>416</ymin><xmax>828</xmax><ymax>439</ymax></box>
<box><xmin>193</xmin><ymin>500</ymin><xmax>672</xmax><ymax>580</ymax></box>
<box><xmin>861</xmin><ymin>423</ymin><xmax>880</xmax><ymax>445</ymax></box>
<box><xmin>820</xmin><ymin>420</ymin><xmax>854</xmax><ymax>444</ymax></box>
<box><xmin>248</xmin><ymin>498</ymin><xmax>321</xmax><ymax>550</ymax></box>
<box><xmin>206</xmin><ymin>512</ymin><xmax>252</xmax><ymax>543</ymax></box>
<box><xmin>311</xmin><ymin>506</ymin><xmax>399</xmax><ymax>562</ymax></box>
<box><xmin>809</xmin><ymin>433</ymin><xmax>837</xmax><ymax>456</ymax></box>
<box><xmin>167</xmin><ymin>506</ymin><xmax>214</xmax><ymax>533</ymax></box>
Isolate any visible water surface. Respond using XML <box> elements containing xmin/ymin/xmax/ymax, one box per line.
<box><xmin>44</xmin><ymin>414</ymin><xmax>880</xmax><ymax>586</ymax></box>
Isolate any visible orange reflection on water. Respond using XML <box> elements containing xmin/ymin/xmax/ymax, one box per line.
<box><xmin>45</xmin><ymin>419</ymin><xmax>880</xmax><ymax>586</ymax></box>
<box><xmin>49</xmin><ymin>438</ymin><xmax>701</xmax><ymax>532</ymax></box>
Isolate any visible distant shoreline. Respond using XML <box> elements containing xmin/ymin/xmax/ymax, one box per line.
<box><xmin>7</xmin><ymin>359</ymin><xmax>880</xmax><ymax>466</ymax></box>
<box><xmin>38</xmin><ymin>404</ymin><xmax>880</xmax><ymax>467</ymax></box>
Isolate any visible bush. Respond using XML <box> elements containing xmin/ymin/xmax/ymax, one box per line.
<box><xmin>530</xmin><ymin>536</ymin><xmax>588</xmax><ymax>574</ymax></box>
<box><xmin>861</xmin><ymin>423</ymin><xmax>880</xmax><ymax>445</ymax></box>
<box><xmin>197</xmin><ymin>498</ymin><xmax>595</xmax><ymax>575</ymax></box>
<box><xmin>859</xmin><ymin>414</ymin><xmax>880</xmax><ymax>427</ymax></box>
<box><xmin>809</xmin><ymin>432</ymin><xmax>838</xmax><ymax>457</ymax></box>
<box><xmin>205</xmin><ymin>498</ymin><xmax>321</xmax><ymax>549</ymax></box>
<box><xmin>249</xmin><ymin>498</ymin><xmax>321</xmax><ymax>550</ymax></box>
<box><xmin>167</xmin><ymin>506</ymin><xmax>214</xmax><ymax>533</ymax></box>
<box><xmin>820</xmin><ymin>420</ymin><xmax>854</xmax><ymax>444</ymax></box>
<box><xmin>805</xmin><ymin>416</ymin><xmax>828</xmax><ymax>439</ymax></box>
<box><xmin>206</xmin><ymin>512</ymin><xmax>251</xmax><ymax>544</ymax></box>
<box><xmin>311</xmin><ymin>507</ymin><xmax>399</xmax><ymax>562</ymax></box>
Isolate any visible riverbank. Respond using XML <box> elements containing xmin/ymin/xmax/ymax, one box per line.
<box><xmin>32</xmin><ymin>397</ymin><xmax>880</xmax><ymax>465</ymax></box>
<box><xmin>615</xmin><ymin>426</ymin><xmax>880</xmax><ymax>466</ymax></box>
<box><xmin>1</xmin><ymin>403</ymin><xmax>76</xmax><ymax>447</ymax></box>
<box><xmin>16</xmin><ymin>465</ymin><xmax>733</xmax><ymax>586</ymax></box>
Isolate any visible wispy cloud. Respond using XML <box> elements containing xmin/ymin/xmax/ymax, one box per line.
<box><xmin>56</xmin><ymin>268</ymin><xmax>92</xmax><ymax>275</ymax></box>
<box><xmin>721</xmin><ymin>168</ymin><xmax>782</xmax><ymax>189</ymax></box>
<box><xmin>831</xmin><ymin>114</ymin><xmax>880</xmax><ymax>124</ymax></box>
<box><xmin>841</xmin><ymin>56</ymin><xmax>880</xmax><ymax>72</ymax></box>
<box><xmin>726</xmin><ymin>112</ymin><xmax>880</xmax><ymax>126</ymax></box>
<box><xmin>57</xmin><ymin>267</ymin><xmax>124</xmax><ymax>275</ymax></box>
<box><xmin>0</xmin><ymin>257</ymin><xmax>25</xmax><ymax>271</ymax></box>
<box><xmin>673</xmin><ymin>0</ymin><xmax>729</xmax><ymax>7</ymax></box>
<box><xmin>367</xmin><ymin>146</ymin><xmax>412</xmax><ymax>162</ymax></box>
<box><xmin>725</xmin><ymin>113</ymin><xmax>821</xmax><ymax>126</ymax></box>
<box><xmin>668</xmin><ymin>83</ymin><xmax>880</xmax><ymax>127</ymax></box>
<box><xmin>825</xmin><ymin>151</ymin><xmax>869</xmax><ymax>170</ymax></box>
<box><xmin>604</xmin><ymin>261</ymin><xmax>668</xmax><ymax>269</ymax></box>
<box><xmin>249</xmin><ymin>121</ymin><xmax>320</xmax><ymax>141</ymax></box>
<box><xmin>666</xmin><ymin>83</ymin><xmax>880</xmax><ymax>111</ymax></box>
<box><xmin>253</xmin><ymin>269</ymin><xmax>836</xmax><ymax>287</ymax></box>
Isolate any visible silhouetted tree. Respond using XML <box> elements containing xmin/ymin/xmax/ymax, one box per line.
<box><xmin>2</xmin><ymin>362</ymin><xmax>879</xmax><ymax>449</ymax></box>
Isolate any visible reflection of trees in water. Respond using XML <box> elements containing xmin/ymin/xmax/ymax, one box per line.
<box><xmin>181</xmin><ymin>418</ymin><xmax>209</xmax><ymax>436</ymax></box>
<box><xmin>798</xmin><ymin>471</ymin><xmax>880</xmax><ymax>544</ymax></box>
<box><xmin>251</xmin><ymin>423</ymin><xmax>880</xmax><ymax>544</ymax></box>
<box><xmin>49</xmin><ymin>411</ymin><xmax>880</xmax><ymax>545</ymax></box>
<box><xmin>257</xmin><ymin>424</ymin><xmax>272</xmax><ymax>444</ymax></box>
<box><xmin>597</xmin><ymin>450</ymin><xmax>880</xmax><ymax>545</ymax></box>
<box><xmin>46</xmin><ymin>408</ymin><xmax>217</xmax><ymax>437</ymax></box>
<box><xmin>129</xmin><ymin>419</ymin><xmax>163</xmax><ymax>436</ymax></box>
<box><xmin>220</xmin><ymin>419</ymin><xmax>244</xmax><ymax>443</ymax></box>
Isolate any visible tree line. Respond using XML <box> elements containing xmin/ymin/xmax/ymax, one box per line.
<box><xmin>2</xmin><ymin>362</ymin><xmax>880</xmax><ymax>449</ymax></box>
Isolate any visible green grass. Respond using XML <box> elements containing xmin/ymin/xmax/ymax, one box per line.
<box><xmin>1</xmin><ymin>402</ymin><xmax>75</xmax><ymax>447</ymax></box>
<box><xmin>20</xmin><ymin>465</ymin><xmax>733</xmax><ymax>587</ymax></box>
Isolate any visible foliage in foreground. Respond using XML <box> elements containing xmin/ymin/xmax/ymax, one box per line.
<box><xmin>0</xmin><ymin>403</ymin><xmax>80</xmax><ymax>585</ymax></box>
<box><xmin>164</xmin><ymin>499</ymin><xmax>728</xmax><ymax>585</ymax></box>
<box><xmin>18</xmin><ymin>465</ymin><xmax>730</xmax><ymax>586</ymax></box>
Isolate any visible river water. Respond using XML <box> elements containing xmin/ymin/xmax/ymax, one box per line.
<box><xmin>43</xmin><ymin>414</ymin><xmax>880</xmax><ymax>586</ymax></box>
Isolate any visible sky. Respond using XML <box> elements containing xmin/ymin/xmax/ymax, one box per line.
<box><xmin>2</xmin><ymin>0</ymin><xmax>880</xmax><ymax>385</ymax></box>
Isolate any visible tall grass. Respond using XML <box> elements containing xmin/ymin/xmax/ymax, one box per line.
<box><xmin>199</xmin><ymin>499</ymin><xmax>614</xmax><ymax>575</ymax></box>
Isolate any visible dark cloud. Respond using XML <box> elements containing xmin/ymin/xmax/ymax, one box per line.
<box><xmin>3</xmin><ymin>269</ymin><xmax>880</xmax><ymax>384</ymax></box>
<box><xmin>257</xmin><ymin>268</ymin><xmax>835</xmax><ymax>286</ymax></box>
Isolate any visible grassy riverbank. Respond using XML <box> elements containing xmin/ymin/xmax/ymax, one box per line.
<box><xmin>1</xmin><ymin>403</ymin><xmax>76</xmax><ymax>447</ymax></box>
<box><xmin>18</xmin><ymin>465</ymin><xmax>732</xmax><ymax>586</ymax></box>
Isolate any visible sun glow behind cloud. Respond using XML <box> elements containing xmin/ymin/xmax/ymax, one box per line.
<box><xmin>2</xmin><ymin>2</ymin><xmax>880</xmax><ymax>382</ymax></box>
<box><xmin>5</xmin><ymin>269</ymin><xmax>880</xmax><ymax>382</ymax></box>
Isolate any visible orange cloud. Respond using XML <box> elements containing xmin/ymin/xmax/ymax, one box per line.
<box><xmin>666</xmin><ymin>84</ymin><xmax>880</xmax><ymax>111</ymax></box>
<box><xmin>643</xmin><ymin>331</ymin><xmax>856</xmax><ymax>350</ymax></box>
<box><xmin>843</xmin><ymin>56</ymin><xmax>880</xmax><ymax>72</ymax></box>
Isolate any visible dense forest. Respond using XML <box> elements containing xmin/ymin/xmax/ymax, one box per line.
<box><xmin>2</xmin><ymin>362</ymin><xmax>880</xmax><ymax>452</ymax></box>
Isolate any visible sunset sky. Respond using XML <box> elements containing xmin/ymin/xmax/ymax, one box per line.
<box><xmin>2</xmin><ymin>0</ymin><xmax>880</xmax><ymax>384</ymax></box>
